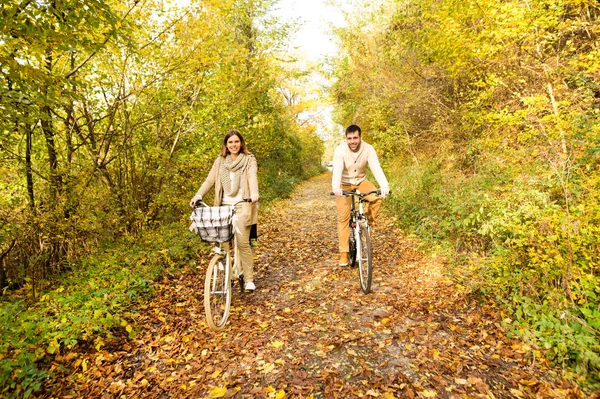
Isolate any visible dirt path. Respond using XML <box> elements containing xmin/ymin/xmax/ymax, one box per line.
<box><xmin>45</xmin><ymin>174</ymin><xmax>583</xmax><ymax>398</ymax></box>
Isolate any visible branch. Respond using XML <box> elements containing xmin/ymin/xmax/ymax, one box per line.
<box><xmin>64</xmin><ymin>1</ymin><xmax>141</xmax><ymax>79</ymax></box>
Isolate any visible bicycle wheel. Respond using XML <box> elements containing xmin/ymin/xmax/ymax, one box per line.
<box><xmin>357</xmin><ymin>223</ymin><xmax>373</xmax><ymax>293</ymax></box>
<box><xmin>204</xmin><ymin>253</ymin><xmax>232</xmax><ymax>331</ymax></box>
<box><xmin>348</xmin><ymin>227</ymin><xmax>357</xmax><ymax>267</ymax></box>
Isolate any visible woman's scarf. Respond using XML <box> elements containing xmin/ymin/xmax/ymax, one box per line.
<box><xmin>220</xmin><ymin>153</ymin><xmax>246</xmax><ymax>196</ymax></box>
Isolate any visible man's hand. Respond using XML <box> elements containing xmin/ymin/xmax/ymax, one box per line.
<box><xmin>332</xmin><ymin>188</ymin><xmax>344</xmax><ymax>197</ymax></box>
<box><xmin>190</xmin><ymin>195</ymin><xmax>202</xmax><ymax>208</ymax></box>
<box><xmin>250</xmin><ymin>194</ymin><xmax>259</xmax><ymax>204</ymax></box>
<box><xmin>379</xmin><ymin>187</ymin><xmax>390</xmax><ymax>198</ymax></box>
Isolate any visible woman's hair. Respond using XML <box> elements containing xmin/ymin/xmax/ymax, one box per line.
<box><xmin>220</xmin><ymin>129</ymin><xmax>248</xmax><ymax>157</ymax></box>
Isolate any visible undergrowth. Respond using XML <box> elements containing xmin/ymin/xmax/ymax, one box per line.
<box><xmin>0</xmin><ymin>222</ymin><xmax>198</xmax><ymax>398</ymax></box>
<box><xmin>387</xmin><ymin>160</ymin><xmax>600</xmax><ymax>391</ymax></box>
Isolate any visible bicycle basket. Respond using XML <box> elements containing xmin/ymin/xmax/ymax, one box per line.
<box><xmin>190</xmin><ymin>206</ymin><xmax>235</xmax><ymax>243</ymax></box>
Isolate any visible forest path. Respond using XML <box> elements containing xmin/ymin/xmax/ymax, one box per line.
<box><xmin>46</xmin><ymin>174</ymin><xmax>582</xmax><ymax>398</ymax></box>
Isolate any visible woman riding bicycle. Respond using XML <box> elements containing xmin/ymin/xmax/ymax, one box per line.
<box><xmin>189</xmin><ymin>129</ymin><xmax>259</xmax><ymax>291</ymax></box>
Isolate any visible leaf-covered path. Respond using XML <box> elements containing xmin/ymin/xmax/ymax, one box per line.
<box><xmin>45</xmin><ymin>174</ymin><xmax>584</xmax><ymax>398</ymax></box>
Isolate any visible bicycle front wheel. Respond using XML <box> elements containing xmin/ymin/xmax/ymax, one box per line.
<box><xmin>204</xmin><ymin>253</ymin><xmax>232</xmax><ymax>331</ymax></box>
<box><xmin>357</xmin><ymin>223</ymin><xmax>373</xmax><ymax>293</ymax></box>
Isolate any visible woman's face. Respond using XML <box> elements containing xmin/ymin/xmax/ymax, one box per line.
<box><xmin>226</xmin><ymin>135</ymin><xmax>241</xmax><ymax>156</ymax></box>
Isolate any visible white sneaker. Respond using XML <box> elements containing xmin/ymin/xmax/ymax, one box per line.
<box><xmin>245</xmin><ymin>281</ymin><xmax>256</xmax><ymax>291</ymax></box>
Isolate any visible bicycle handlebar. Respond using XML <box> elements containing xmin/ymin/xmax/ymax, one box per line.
<box><xmin>329</xmin><ymin>189</ymin><xmax>391</xmax><ymax>197</ymax></box>
<box><xmin>193</xmin><ymin>198</ymin><xmax>253</xmax><ymax>208</ymax></box>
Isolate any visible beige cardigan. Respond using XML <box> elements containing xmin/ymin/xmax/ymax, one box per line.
<box><xmin>195</xmin><ymin>154</ymin><xmax>259</xmax><ymax>226</ymax></box>
<box><xmin>331</xmin><ymin>141</ymin><xmax>389</xmax><ymax>189</ymax></box>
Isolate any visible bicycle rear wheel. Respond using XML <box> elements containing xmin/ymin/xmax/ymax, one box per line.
<box><xmin>357</xmin><ymin>223</ymin><xmax>372</xmax><ymax>293</ymax></box>
<box><xmin>204</xmin><ymin>253</ymin><xmax>231</xmax><ymax>331</ymax></box>
<box><xmin>348</xmin><ymin>226</ymin><xmax>357</xmax><ymax>267</ymax></box>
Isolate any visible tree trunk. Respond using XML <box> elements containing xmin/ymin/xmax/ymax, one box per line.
<box><xmin>41</xmin><ymin>54</ymin><xmax>61</xmax><ymax>199</ymax></box>
<box><xmin>25</xmin><ymin>119</ymin><xmax>35</xmax><ymax>212</ymax></box>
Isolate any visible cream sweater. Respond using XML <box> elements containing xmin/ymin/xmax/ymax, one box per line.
<box><xmin>331</xmin><ymin>141</ymin><xmax>389</xmax><ymax>189</ymax></box>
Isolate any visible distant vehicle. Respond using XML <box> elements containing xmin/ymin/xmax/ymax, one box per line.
<box><xmin>325</xmin><ymin>161</ymin><xmax>333</xmax><ymax>171</ymax></box>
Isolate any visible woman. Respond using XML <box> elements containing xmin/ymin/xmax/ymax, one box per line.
<box><xmin>190</xmin><ymin>129</ymin><xmax>259</xmax><ymax>291</ymax></box>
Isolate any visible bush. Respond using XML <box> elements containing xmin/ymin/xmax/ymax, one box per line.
<box><xmin>0</xmin><ymin>222</ymin><xmax>195</xmax><ymax>397</ymax></box>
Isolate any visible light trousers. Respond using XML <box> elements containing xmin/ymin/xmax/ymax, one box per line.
<box><xmin>335</xmin><ymin>179</ymin><xmax>382</xmax><ymax>253</ymax></box>
<box><xmin>233</xmin><ymin>204</ymin><xmax>254</xmax><ymax>282</ymax></box>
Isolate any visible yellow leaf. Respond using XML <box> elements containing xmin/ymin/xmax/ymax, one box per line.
<box><xmin>265</xmin><ymin>385</ymin><xmax>275</xmax><ymax>393</ymax></box>
<box><xmin>421</xmin><ymin>389</ymin><xmax>437</xmax><ymax>397</ymax></box>
<box><xmin>259</xmin><ymin>323</ymin><xmax>269</xmax><ymax>328</ymax></box>
<box><xmin>383</xmin><ymin>393</ymin><xmax>395</xmax><ymax>399</ymax></box>
<box><xmin>211</xmin><ymin>369</ymin><xmax>222</xmax><ymax>378</ymax></box>
<box><xmin>209</xmin><ymin>386</ymin><xmax>228</xmax><ymax>398</ymax></box>
<box><xmin>179</xmin><ymin>384</ymin><xmax>187</xmax><ymax>390</ymax></box>
<box><xmin>275</xmin><ymin>389</ymin><xmax>286</xmax><ymax>399</ymax></box>
<box><xmin>381</xmin><ymin>318</ymin><xmax>390</xmax><ymax>325</ymax></box>
<box><xmin>262</xmin><ymin>363</ymin><xmax>275</xmax><ymax>373</ymax></box>
<box><xmin>455</xmin><ymin>378</ymin><xmax>467</xmax><ymax>385</ymax></box>
<box><xmin>510</xmin><ymin>388</ymin><xmax>524</xmax><ymax>398</ymax></box>
<box><xmin>270</xmin><ymin>340</ymin><xmax>284</xmax><ymax>349</ymax></box>
<box><xmin>366</xmin><ymin>389</ymin><xmax>380</xmax><ymax>397</ymax></box>
<box><xmin>141</xmin><ymin>379</ymin><xmax>149</xmax><ymax>386</ymax></box>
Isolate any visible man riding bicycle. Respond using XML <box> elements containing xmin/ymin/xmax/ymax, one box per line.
<box><xmin>332</xmin><ymin>125</ymin><xmax>389</xmax><ymax>266</ymax></box>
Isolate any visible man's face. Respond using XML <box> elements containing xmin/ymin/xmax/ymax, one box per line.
<box><xmin>346</xmin><ymin>131</ymin><xmax>361</xmax><ymax>152</ymax></box>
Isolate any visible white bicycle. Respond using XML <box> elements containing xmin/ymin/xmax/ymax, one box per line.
<box><xmin>191</xmin><ymin>199</ymin><xmax>250</xmax><ymax>331</ymax></box>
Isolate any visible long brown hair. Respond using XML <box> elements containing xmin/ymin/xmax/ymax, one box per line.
<box><xmin>219</xmin><ymin>129</ymin><xmax>248</xmax><ymax>157</ymax></box>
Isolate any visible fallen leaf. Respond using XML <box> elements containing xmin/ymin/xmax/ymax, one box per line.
<box><xmin>209</xmin><ymin>386</ymin><xmax>228</xmax><ymax>398</ymax></box>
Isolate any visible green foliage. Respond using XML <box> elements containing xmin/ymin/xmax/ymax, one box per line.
<box><xmin>0</xmin><ymin>222</ymin><xmax>194</xmax><ymax>397</ymax></box>
<box><xmin>331</xmin><ymin>0</ymin><xmax>600</xmax><ymax>387</ymax></box>
<box><xmin>0</xmin><ymin>0</ymin><xmax>323</xmax><ymax>296</ymax></box>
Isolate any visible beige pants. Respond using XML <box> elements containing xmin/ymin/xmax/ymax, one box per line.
<box><xmin>233</xmin><ymin>204</ymin><xmax>254</xmax><ymax>283</ymax></box>
<box><xmin>335</xmin><ymin>179</ymin><xmax>382</xmax><ymax>253</ymax></box>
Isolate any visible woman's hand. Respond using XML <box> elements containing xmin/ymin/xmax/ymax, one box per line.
<box><xmin>190</xmin><ymin>195</ymin><xmax>202</xmax><ymax>208</ymax></box>
<box><xmin>250</xmin><ymin>194</ymin><xmax>259</xmax><ymax>204</ymax></box>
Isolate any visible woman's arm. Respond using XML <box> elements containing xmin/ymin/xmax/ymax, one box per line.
<box><xmin>248</xmin><ymin>155</ymin><xmax>259</xmax><ymax>203</ymax></box>
<box><xmin>195</xmin><ymin>157</ymin><xmax>220</xmax><ymax>198</ymax></box>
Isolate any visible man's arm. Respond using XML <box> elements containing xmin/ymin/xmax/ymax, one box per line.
<box><xmin>331</xmin><ymin>146</ymin><xmax>345</xmax><ymax>195</ymax></box>
<box><xmin>367</xmin><ymin>146</ymin><xmax>389</xmax><ymax>195</ymax></box>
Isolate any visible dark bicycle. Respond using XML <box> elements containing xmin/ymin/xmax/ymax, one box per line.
<box><xmin>332</xmin><ymin>189</ymin><xmax>387</xmax><ymax>293</ymax></box>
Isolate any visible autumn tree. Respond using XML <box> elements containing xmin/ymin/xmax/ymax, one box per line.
<box><xmin>0</xmin><ymin>0</ymin><xmax>323</xmax><ymax>296</ymax></box>
<box><xmin>331</xmin><ymin>0</ymin><xmax>600</xmax><ymax>379</ymax></box>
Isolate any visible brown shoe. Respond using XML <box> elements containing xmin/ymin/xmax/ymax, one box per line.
<box><xmin>338</xmin><ymin>252</ymin><xmax>349</xmax><ymax>266</ymax></box>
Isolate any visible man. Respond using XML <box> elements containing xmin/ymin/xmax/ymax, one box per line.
<box><xmin>332</xmin><ymin>124</ymin><xmax>389</xmax><ymax>266</ymax></box>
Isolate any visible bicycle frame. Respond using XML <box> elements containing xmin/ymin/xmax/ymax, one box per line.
<box><xmin>346</xmin><ymin>190</ymin><xmax>373</xmax><ymax>259</ymax></box>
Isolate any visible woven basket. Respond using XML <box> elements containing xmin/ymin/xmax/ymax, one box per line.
<box><xmin>190</xmin><ymin>206</ymin><xmax>235</xmax><ymax>243</ymax></box>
